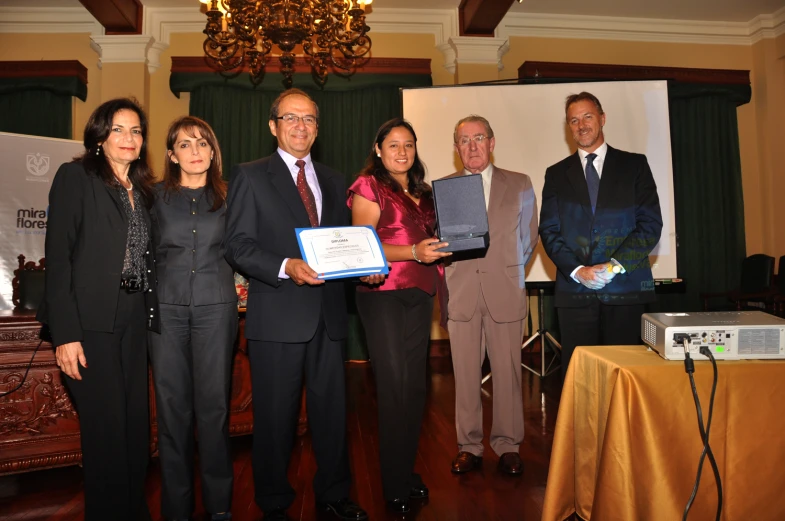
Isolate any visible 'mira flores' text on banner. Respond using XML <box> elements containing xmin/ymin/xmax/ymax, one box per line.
<box><xmin>0</xmin><ymin>132</ymin><xmax>83</xmax><ymax>310</ymax></box>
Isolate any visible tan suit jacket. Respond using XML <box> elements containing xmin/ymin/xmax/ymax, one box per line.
<box><xmin>444</xmin><ymin>166</ymin><xmax>539</xmax><ymax>323</ymax></box>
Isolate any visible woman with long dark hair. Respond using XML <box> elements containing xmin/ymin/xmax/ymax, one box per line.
<box><xmin>148</xmin><ymin>116</ymin><xmax>237</xmax><ymax>521</ymax></box>
<box><xmin>348</xmin><ymin>118</ymin><xmax>451</xmax><ymax>513</ymax></box>
<box><xmin>38</xmin><ymin>97</ymin><xmax>158</xmax><ymax>520</ymax></box>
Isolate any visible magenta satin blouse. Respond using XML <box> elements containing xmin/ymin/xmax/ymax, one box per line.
<box><xmin>347</xmin><ymin>175</ymin><xmax>440</xmax><ymax>295</ymax></box>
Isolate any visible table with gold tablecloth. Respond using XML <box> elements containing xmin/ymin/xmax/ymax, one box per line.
<box><xmin>542</xmin><ymin>345</ymin><xmax>785</xmax><ymax>521</ymax></box>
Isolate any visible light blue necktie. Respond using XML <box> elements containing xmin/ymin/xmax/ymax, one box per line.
<box><xmin>585</xmin><ymin>153</ymin><xmax>600</xmax><ymax>214</ymax></box>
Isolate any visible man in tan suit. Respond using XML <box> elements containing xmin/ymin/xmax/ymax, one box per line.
<box><xmin>444</xmin><ymin>115</ymin><xmax>539</xmax><ymax>476</ymax></box>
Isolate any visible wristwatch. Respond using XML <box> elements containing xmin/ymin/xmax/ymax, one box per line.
<box><xmin>609</xmin><ymin>258</ymin><xmax>625</xmax><ymax>274</ymax></box>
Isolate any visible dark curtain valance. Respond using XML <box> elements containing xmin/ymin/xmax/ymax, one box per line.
<box><xmin>667</xmin><ymin>82</ymin><xmax>751</xmax><ymax>105</ymax></box>
<box><xmin>0</xmin><ymin>76</ymin><xmax>87</xmax><ymax>101</ymax></box>
<box><xmin>0</xmin><ymin>61</ymin><xmax>88</xmax><ymax>140</ymax></box>
<box><xmin>0</xmin><ymin>61</ymin><xmax>88</xmax><ymax>101</ymax></box>
<box><xmin>169</xmin><ymin>56</ymin><xmax>432</xmax><ymax>97</ymax></box>
<box><xmin>171</xmin><ymin>71</ymin><xmax>431</xmax><ymax>96</ymax></box>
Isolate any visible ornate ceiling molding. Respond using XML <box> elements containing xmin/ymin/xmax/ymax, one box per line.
<box><xmin>497</xmin><ymin>8</ymin><xmax>785</xmax><ymax>46</ymax></box>
<box><xmin>90</xmin><ymin>35</ymin><xmax>154</xmax><ymax>70</ymax></box>
<box><xmin>440</xmin><ymin>36</ymin><xmax>509</xmax><ymax>73</ymax></box>
<box><xmin>0</xmin><ymin>6</ymin><xmax>103</xmax><ymax>35</ymax></box>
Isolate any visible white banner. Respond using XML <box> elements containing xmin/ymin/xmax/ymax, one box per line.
<box><xmin>0</xmin><ymin>132</ymin><xmax>83</xmax><ymax>310</ymax></box>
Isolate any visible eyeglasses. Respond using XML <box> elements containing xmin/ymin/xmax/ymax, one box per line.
<box><xmin>276</xmin><ymin>114</ymin><xmax>318</xmax><ymax>126</ymax></box>
<box><xmin>457</xmin><ymin>134</ymin><xmax>488</xmax><ymax>147</ymax></box>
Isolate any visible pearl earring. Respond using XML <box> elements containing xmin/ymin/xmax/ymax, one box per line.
<box><xmin>376</xmin><ymin>153</ymin><xmax>381</xmax><ymax>158</ymax></box>
<box><xmin>96</xmin><ymin>145</ymin><xmax>101</xmax><ymax>156</ymax></box>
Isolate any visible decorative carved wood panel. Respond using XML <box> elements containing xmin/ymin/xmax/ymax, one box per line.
<box><xmin>0</xmin><ymin>311</ymin><xmax>254</xmax><ymax>475</ymax></box>
<box><xmin>0</xmin><ymin>312</ymin><xmax>81</xmax><ymax>474</ymax></box>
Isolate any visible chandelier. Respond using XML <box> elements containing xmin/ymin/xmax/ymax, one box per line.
<box><xmin>200</xmin><ymin>0</ymin><xmax>372</xmax><ymax>88</ymax></box>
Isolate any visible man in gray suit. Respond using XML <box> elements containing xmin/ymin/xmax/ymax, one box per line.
<box><xmin>444</xmin><ymin>115</ymin><xmax>539</xmax><ymax>476</ymax></box>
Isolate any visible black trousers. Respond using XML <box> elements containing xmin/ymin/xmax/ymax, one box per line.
<box><xmin>64</xmin><ymin>291</ymin><xmax>150</xmax><ymax>521</ymax></box>
<box><xmin>148</xmin><ymin>301</ymin><xmax>238</xmax><ymax>518</ymax></box>
<box><xmin>248</xmin><ymin>317</ymin><xmax>351</xmax><ymax>513</ymax></box>
<box><xmin>356</xmin><ymin>288</ymin><xmax>434</xmax><ymax>501</ymax></box>
<box><xmin>558</xmin><ymin>300</ymin><xmax>645</xmax><ymax>381</ymax></box>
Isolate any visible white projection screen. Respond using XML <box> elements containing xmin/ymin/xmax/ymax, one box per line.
<box><xmin>402</xmin><ymin>80</ymin><xmax>677</xmax><ymax>283</ymax></box>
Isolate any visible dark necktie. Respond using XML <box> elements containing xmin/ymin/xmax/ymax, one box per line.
<box><xmin>295</xmin><ymin>159</ymin><xmax>319</xmax><ymax>227</ymax></box>
<box><xmin>585</xmin><ymin>153</ymin><xmax>600</xmax><ymax>214</ymax></box>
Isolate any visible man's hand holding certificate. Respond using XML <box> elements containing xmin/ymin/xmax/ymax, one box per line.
<box><xmin>295</xmin><ymin>226</ymin><xmax>389</xmax><ymax>280</ymax></box>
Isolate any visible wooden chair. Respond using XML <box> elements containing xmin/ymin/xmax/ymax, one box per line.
<box><xmin>701</xmin><ymin>253</ymin><xmax>776</xmax><ymax>312</ymax></box>
<box><xmin>12</xmin><ymin>254</ymin><xmax>46</xmax><ymax>311</ymax></box>
<box><xmin>769</xmin><ymin>256</ymin><xmax>785</xmax><ymax>317</ymax></box>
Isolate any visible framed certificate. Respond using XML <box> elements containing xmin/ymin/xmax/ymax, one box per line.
<box><xmin>295</xmin><ymin>226</ymin><xmax>389</xmax><ymax>280</ymax></box>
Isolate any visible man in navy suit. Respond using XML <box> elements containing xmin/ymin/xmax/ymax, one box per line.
<box><xmin>225</xmin><ymin>89</ymin><xmax>366</xmax><ymax>521</ymax></box>
<box><xmin>540</xmin><ymin>92</ymin><xmax>663</xmax><ymax>380</ymax></box>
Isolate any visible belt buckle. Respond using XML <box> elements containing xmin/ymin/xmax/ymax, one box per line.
<box><xmin>121</xmin><ymin>276</ymin><xmax>141</xmax><ymax>293</ymax></box>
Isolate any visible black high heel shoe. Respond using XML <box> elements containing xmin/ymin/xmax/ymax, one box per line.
<box><xmin>386</xmin><ymin>499</ymin><xmax>411</xmax><ymax>513</ymax></box>
<box><xmin>409</xmin><ymin>484</ymin><xmax>429</xmax><ymax>499</ymax></box>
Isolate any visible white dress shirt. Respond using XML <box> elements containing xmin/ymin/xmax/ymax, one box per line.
<box><xmin>577</xmin><ymin>142</ymin><xmax>608</xmax><ymax>180</ymax></box>
<box><xmin>570</xmin><ymin>142</ymin><xmax>618</xmax><ymax>283</ymax></box>
<box><xmin>464</xmin><ymin>163</ymin><xmax>493</xmax><ymax>210</ymax></box>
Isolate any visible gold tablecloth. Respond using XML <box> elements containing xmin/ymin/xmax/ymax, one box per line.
<box><xmin>542</xmin><ymin>345</ymin><xmax>785</xmax><ymax>521</ymax></box>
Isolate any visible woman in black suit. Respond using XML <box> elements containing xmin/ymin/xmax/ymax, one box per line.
<box><xmin>38</xmin><ymin>98</ymin><xmax>158</xmax><ymax>521</ymax></box>
<box><xmin>148</xmin><ymin>116</ymin><xmax>237</xmax><ymax>521</ymax></box>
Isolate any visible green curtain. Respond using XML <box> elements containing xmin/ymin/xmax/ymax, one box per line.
<box><xmin>0</xmin><ymin>76</ymin><xmax>86</xmax><ymax>139</ymax></box>
<box><xmin>182</xmin><ymin>72</ymin><xmax>431</xmax><ymax>360</ymax></box>
<box><xmin>188</xmin><ymin>83</ymin><xmax>406</xmax><ymax>183</ymax></box>
<box><xmin>0</xmin><ymin>89</ymin><xmax>72</xmax><ymax>139</ymax></box>
<box><xmin>648</xmin><ymin>83</ymin><xmax>750</xmax><ymax>312</ymax></box>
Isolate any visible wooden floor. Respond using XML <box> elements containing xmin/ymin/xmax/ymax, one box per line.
<box><xmin>0</xmin><ymin>352</ymin><xmax>567</xmax><ymax>521</ymax></box>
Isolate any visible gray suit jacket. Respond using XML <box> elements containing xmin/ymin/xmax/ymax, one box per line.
<box><xmin>443</xmin><ymin>166</ymin><xmax>539</xmax><ymax>323</ymax></box>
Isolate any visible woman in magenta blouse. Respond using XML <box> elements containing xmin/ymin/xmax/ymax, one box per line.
<box><xmin>348</xmin><ymin>118</ymin><xmax>451</xmax><ymax>514</ymax></box>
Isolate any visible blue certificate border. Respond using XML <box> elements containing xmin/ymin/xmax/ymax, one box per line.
<box><xmin>295</xmin><ymin>225</ymin><xmax>390</xmax><ymax>280</ymax></box>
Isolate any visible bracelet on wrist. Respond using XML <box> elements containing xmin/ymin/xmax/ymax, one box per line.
<box><xmin>412</xmin><ymin>244</ymin><xmax>423</xmax><ymax>263</ymax></box>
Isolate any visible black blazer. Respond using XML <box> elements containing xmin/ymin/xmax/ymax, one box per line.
<box><xmin>37</xmin><ymin>162</ymin><xmax>160</xmax><ymax>347</ymax></box>
<box><xmin>150</xmin><ymin>183</ymin><xmax>236</xmax><ymax>306</ymax></box>
<box><xmin>539</xmin><ymin>146</ymin><xmax>663</xmax><ymax>307</ymax></box>
<box><xmin>224</xmin><ymin>152</ymin><xmax>348</xmax><ymax>343</ymax></box>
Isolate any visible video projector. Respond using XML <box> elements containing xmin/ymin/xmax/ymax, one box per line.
<box><xmin>641</xmin><ymin>311</ymin><xmax>785</xmax><ymax>361</ymax></box>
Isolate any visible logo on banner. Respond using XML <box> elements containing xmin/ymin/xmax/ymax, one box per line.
<box><xmin>16</xmin><ymin>207</ymin><xmax>48</xmax><ymax>234</ymax></box>
<box><xmin>25</xmin><ymin>153</ymin><xmax>51</xmax><ymax>182</ymax></box>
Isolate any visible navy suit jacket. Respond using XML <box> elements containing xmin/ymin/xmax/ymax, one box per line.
<box><xmin>224</xmin><ymin>152</ymin><xmax>348</xmax><ymax>343</ymax></box>
<box><xmin>539</xmin><ymin>145</ymin><xmax>663</xmax><ymax>307</ymax></box>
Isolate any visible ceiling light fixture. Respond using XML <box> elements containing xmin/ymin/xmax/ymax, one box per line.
<box><xmin>200</xmin><ymin>0</ymin><xmax>373</xmax><ymax>88</ymax></box>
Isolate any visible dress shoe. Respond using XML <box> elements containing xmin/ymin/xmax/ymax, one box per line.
<box><xmin>317</xmin><ymin>498</ymin><xmax>368</xmax><ymax>521</ymax></box>
<box><xmin>386</xmin><ymin>499</ymin><xmax>411</xmax><ymax>513</ymax></box>
<box><xmin>409</xmin><ymin>483</ymin><xmax>429</xmax><ymax>499</ymax></box>
<box><xmin>263</xmin><ymin>508</ymin><xmax>290</xmax><ymax>521</ymax></box>
<box><xmin>451</xmin><ymin>451</ymin><xmax>482</xmax><ymax>474</ymax></box>
<box><xmin>498</xmin><ymin>452</ymin><xmax>523</xmax><ymax>475</ymax></box>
